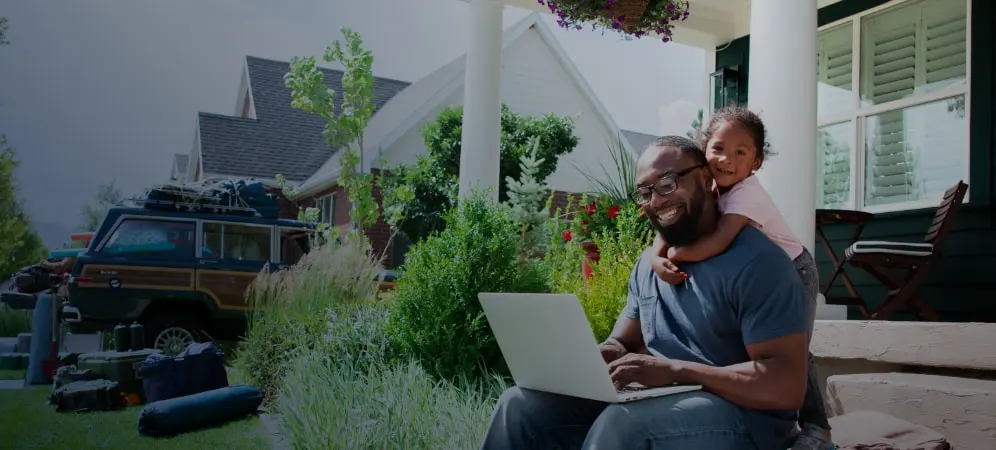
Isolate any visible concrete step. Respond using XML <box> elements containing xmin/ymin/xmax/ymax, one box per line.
<box><xmin>826</xmin><ymin>372</ymin><xmax>996</xmax><ymax>450</ymax></box>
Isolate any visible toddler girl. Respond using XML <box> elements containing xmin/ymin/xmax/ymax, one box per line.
<box><xmin>650</xmin><ymin>106</ymin><xmax>834</xmax><ymax>450</ymax></box>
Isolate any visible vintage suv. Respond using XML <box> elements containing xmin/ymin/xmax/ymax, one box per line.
<box><xmin>63</xmin><ymin>202</ymin><xmax>317</xmax><ymax>355</ymax></box>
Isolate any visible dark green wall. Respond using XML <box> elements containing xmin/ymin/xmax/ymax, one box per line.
<box><xmin>716</xmin><ymin>0</ymin><xmax>996</xmax><ymax>322</ymax></box>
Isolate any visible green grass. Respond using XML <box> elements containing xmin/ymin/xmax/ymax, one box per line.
<box><xmin>0</xmin><ymin>369</ymin><xmax>23</xmax><ymax>380</ymax></box>
<box><xmin>0</xmin><ymin>386</ymin><xmax>270</xmax><ymax>450</ymax></box>
<box><xmin>0</xmin><ymin>304</ymin><xmax>32</xmax><ymax>337</ymax></box>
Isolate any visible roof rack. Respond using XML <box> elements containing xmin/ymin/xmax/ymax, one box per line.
<box><xmin>128</xmin><ymin>178</ymin><xmax>282</xmax><ymax>218</ymax></box>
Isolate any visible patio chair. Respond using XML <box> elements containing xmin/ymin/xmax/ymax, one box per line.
<box><xmin>823</xmin><ymin>180</ymin><xmax>968</xmax><ymax>321</ymax></box>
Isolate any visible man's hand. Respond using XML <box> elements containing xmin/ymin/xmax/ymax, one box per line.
<box><xmin>650</xmin><ymin>256</ymin><xmax>686</xmax><ymax>285</ymax></box>
<box><xmin>607</xmin><ymin>353</ymin><xmax>679</xmax><ymax>390</ymax></box>
<box><xmin>599</xmin><ymin>339</ymin><xmax>627</xmax><ymax>364</ymax></box>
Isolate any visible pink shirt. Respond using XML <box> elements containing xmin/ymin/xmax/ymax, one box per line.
<box><xmin>717</xmin><ymin>175</ymin><xmax>804</xmax><ymax>261</ymax></box>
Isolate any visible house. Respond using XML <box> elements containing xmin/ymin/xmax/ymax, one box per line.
<box><xmin>181</xmin><ymin>12</ymin><xmax>661</xmax><ymax>269</ymax></box>
<box><xmin>169</xmin><ymin>153</ymin><xmax>189</xmax><ymax>182</ymax></box>
<box><xmin>468</xmin><ymin>0</ymin><xmax>995</xmax><ymax>324</ymax></box>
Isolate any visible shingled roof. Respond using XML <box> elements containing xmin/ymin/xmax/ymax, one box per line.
<box><xmin>198</xmin><ymin>56</ymin><xmax>411</xmax><ymax>181</ymax></box>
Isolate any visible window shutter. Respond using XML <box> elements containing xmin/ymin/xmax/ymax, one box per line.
<box><xmin>817</xmin><ymin>26</ymin><xmax>853</xmax><ymax>208</ymax></box>
<box><xmin>861</xmin><ymin>0</ymin><xmax>968</xmax><ymax>207</ymax></box>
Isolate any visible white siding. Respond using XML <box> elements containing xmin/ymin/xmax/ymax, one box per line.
<box><xmin>379</xmin><ymin>28</ymin><xmax>620</xmax><ymax>195</ymax></box>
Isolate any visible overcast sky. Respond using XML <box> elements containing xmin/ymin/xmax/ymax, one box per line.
<box><xmin>0</xmin><ymin>0</ymin><xmax>707</xmax><ymax>247</ymax></box>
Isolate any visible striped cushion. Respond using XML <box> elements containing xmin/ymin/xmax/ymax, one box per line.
<box><xmin>844</xmin><ymin>240</ymin><xmax>934</xmax><ymax>259</ymax></box>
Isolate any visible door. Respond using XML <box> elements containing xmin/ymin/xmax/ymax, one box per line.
<box><xmin>196</xmin><ymin>221</ymin><xmax>274</xmax><ymax>311</ymax></box>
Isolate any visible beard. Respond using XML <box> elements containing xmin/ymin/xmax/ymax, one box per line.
<box><xmin>648</xmin><ymin>187</ymin><xmax>705</xmax><ymax>247</ymax></box>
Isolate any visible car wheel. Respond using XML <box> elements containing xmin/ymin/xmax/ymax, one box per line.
<box><xmin>143</xmin><ymin>312</ymin><xmax>204</xmax><ymax>357</ymax></box>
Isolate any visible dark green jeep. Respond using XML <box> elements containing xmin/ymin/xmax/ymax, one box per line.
<box><xmin>63</xmin><ymin>205</ymin><xmax>316</xmax><ymax>355</ymax></box>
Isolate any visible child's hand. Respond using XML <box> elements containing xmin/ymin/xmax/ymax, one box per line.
<box><xmin>651</xmin><ymin>256</ymin><xmax>687</xmax><ymax>285</ymax></box>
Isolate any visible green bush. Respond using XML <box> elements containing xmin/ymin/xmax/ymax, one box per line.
<box><xmin>0</xmin><ymin>304</ymin><xmax>31</xmax><ymax>338</ymax></box>
<box><xmin>388</xmin><ymin>190</ymin><xmax>548</xmax><ymax>384</ymax></box>
<box><xmin>277</xmin><ymin>352</ymin><xmax>505</xmax><ymax>450</ymax></box>
<box><xmin>543</xmin><ymin>203</ymin><xmax>653</xmax><ymax>343</ymax></box>
<box><xmin>236</xmin><ymin>234</ymin><xmax>384</xmax><ymax>404</ymax></box>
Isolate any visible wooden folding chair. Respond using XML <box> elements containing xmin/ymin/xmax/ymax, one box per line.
<box><xmin>823</xmin><ymin>181</ymin><xmax>968</xmax><ymax>321</ymax></box>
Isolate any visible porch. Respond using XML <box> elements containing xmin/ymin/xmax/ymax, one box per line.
<box><xmin>454</xmin><ymin>0</ymin><xmax>996</xmax><ymax>447</ymax></box>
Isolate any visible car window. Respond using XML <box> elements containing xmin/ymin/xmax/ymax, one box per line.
<box><xmin>99</xmin><ymin>219</ymin><xmax>196</xmax><ymax>259</ymax></box>
<box><xmin>201</xmin><ymin>222</ymin><xmax>272</xmax><ymax>262</ymax></box>
<box><xmin>279</xmin><ymin>228</ymin><xmax>312</xmax><ymax>265</ymax></box>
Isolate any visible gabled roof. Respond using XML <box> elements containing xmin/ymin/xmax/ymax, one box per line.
<box><xmin>294</xmin><ymin>12</ymin><xmax>643</xmax><ymax>198</ymax></box>
<box><xmin>198</xmin><ymin>56</ymin><xmax>410</xmax><ymax>181</ymax></box>
<box><xmin>620</xmin><ymin>130</ymin><xmax>658</xmax><ymax>154</ymax></box>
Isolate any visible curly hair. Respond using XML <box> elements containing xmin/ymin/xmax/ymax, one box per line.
<box><xmin>702</xmin><ymin>106</ymin><xmax>776</xmax><ymax>161</ymax></box>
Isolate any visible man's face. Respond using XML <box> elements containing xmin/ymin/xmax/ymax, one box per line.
<box><xmin>635</xmin><ymin>146</ymin><xmax>710</xmax><ymax>247</ymax></box>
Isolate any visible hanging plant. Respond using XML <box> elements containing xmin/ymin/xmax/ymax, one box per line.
<box><xmin>541</xmin><ymin>0</ymin><xmax>691</xmax><ymax>42</ymax></box>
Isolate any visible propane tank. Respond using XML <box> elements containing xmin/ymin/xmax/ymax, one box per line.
<box><xmin>129</xmin><ymin>322</ymin><xmax>145</xmax><ymax>351</ymax></box>
<box><xmin>112</xmin><ymin>323</ymin><xmax>130</xmax><ymax>353</ymax></box>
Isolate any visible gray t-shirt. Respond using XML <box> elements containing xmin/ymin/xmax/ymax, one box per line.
<box><xmin>623</xmin><ymin>226</ymin><xmax>808</xmax><ymax>450</ymax></box>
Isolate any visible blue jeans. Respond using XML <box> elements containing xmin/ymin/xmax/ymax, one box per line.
<box><xmin>479</xmin><ymin>386</ymin><xmax>758</xmax><ymax>449</ymax></box>
<box><xmin>793</xmin><ymin>248</ymin><xmax>831</xmax><ymax>431</ymax></box>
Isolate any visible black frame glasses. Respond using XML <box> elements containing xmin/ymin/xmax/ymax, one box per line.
<box><xmin>633</xmin><ymin>164</ymin><xmax>705</xmax><ymax>205</ymax></box>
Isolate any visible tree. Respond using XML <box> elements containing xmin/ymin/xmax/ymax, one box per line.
<box><xmin>283</xmin><ymin>28</ymin><xmax>380</xmax><ymax>234</ymax></box>
<box><xmin>381</xmin><ymin>105</ymin><xmax>579</xmax><ymax>243</ymax></box>
<box><xmin>0</xmin><ymin>17</ymin><xmax>9</xmax><ymax>46</ymax></box>
<box><xmin>80</xmin><ymin>181</ymin><xmax>123</xmax><ymax>232</ymax></box>
<box><xmin>0</xmin><ymin>136</ymin><xmax>48</xmax><ymax>278</ymax></box>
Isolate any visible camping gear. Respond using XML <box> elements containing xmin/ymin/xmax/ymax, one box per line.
<box><xmin>0</xmin><ymin>353</ymin><xmax>27</xmax><ymax>370</ymax></box>
<box><xmin>138</xmin><ymin>342</ymin><xmax>228</xmax><ymax>403</ymax></box>
<box><xmin>25</xmin><ymin>293</ymin><xmax>56</xmax><ymax>385</ymax></box>
<box><xmin>137</xmin><ymin>385</ymin><xmax>263</xmax><ymax>437</ymax></box>
<box><xmin>138</xmin><ymin>178</ymin><xmax>279</xmax><ymax>218</ymax></box>
<box><xmin>112</xmin><ymin>323</ymin><xmax>131</xmax><ymax>352</ymax></box>
<box><xmin>77</xmin><ymin>349</ymin><xmax>161</xmax><ymax>400</ymax></box>
<box><xmin>128</xmin><ymin>322</ymin><xmax>145</xmax><ymax>351</ymax></box>
<box><xmin>49</xmin><ymin>379</ymin><xmax>126</xmax><ymax>413</ymax></box>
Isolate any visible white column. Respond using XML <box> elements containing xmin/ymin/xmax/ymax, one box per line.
<box><xmin>458</xmin><ymin>0</ymin><xmax>504</xmax><ymax>203</ymax></box>
<box><xmin>747</xmin><ymin>0</ymin><xmax>818</xmax><ymax>253</ymax></box>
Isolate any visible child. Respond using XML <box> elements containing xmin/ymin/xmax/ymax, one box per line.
<box><xmin>650</xmin><ymin>106</ymin><xmax>834</xmax><ymax>450</ymax></box>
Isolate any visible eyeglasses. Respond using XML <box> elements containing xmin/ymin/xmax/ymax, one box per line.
<box><xmin>633</xmin><ymin>164</ymin><xmax>705</xmax><ymax>205</ymax></box>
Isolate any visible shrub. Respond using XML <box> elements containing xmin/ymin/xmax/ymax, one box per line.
<box><xmin>544</xmin><ymin>203</ymin><xmax>653</xmax><ymax>342</ymax></box>
<box><xmin>388</xmin><ymin>190</ymin><xmax>548</xmax><ymax>383</ymax></box>
<box><xmin>236</xmin><ymin>234</ymin><xmax>384</xmax><ymax>404</ymax></box>
<box><xmin>277</xmin><ymin>352</ymin><xmax>505</xmax><ymax>450</ymax></box>
<box><xmin>0</xmin><ymin>304</ymin><xmax>31</xmax><ymax>338</ymax></box>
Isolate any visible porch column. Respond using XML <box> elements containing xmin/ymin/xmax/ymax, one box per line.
<box><xmin>747</xmin><ymin>0</ymin><xmax>818</xmax><ymax>252</ymax></box>
<box><xmin>458</xmin><ymin>0</ymin><xmax>504</xmax><ymax>203</ymax></box>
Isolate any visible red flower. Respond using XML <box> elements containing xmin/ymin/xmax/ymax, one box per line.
<box><xmin>582</xmin><ymin>220</ymin><xmax>589</xmax><ymax>225</ymax></box>
<box><xmin>586</xmin><ymin>203</ymin><xmax>597</xmax><ymax>215</ymax></box>
<box><xmin>608</xmin><ymin>204</ymin><xmax>620</xmax><ymax>219</ymax></box>
<box><xmin>563</xmin><ymin>229</ymin><xmax>573</xmax><ymax>242</ymax></box>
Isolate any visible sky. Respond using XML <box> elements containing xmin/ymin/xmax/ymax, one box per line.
<box><xmin>0</xmin><ymin>0</ymin><xmax>707</xmax><ymax>248</ymax></box>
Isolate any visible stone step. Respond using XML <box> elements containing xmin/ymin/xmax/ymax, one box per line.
<box><xmin>826</xmin><ymin>372</ymin><xmax>996</xmax><ymax>450</ymax></box>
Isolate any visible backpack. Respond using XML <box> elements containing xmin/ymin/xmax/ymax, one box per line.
<box><xmin>49</xmin><ymin>379</ymin><xmax>126</xmax><ymax>413</ymax></box>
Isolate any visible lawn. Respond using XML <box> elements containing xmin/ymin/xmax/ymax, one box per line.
<box><xmin>0</xmin><ymin>370</ymin><xmax>271</xmax><ymax>450</ymax></box>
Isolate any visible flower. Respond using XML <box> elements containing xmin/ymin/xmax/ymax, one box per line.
<box><xmin>608</xmin><ymin>204</ymin><xmax>620</xmax><ymax>219</ymax></box>
<box><xmin>563</xmin><ymin>229</ymin><xmax>573</xmax><ymax>242</ymax></box>
<box><xmin>586</xmin><ymin>202</ymin><xmax>597</xmax><ymax>215</ymax></box>
<box><xmin>544</xmin><ymin>0</ymin><xmax>691</xmax><ymax>43</ymax></box>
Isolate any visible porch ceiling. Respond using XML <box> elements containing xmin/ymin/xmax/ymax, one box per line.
<box><xmin>484</xmin><ymin>0</ymin><xmax>846</xmax><ymax>50</ymax></box>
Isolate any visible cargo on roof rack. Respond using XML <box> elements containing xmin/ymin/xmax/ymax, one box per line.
<box><xmin>131</xmin><ymin>178</ymin><xmax>282</xmax><ymax>219</ymax></box>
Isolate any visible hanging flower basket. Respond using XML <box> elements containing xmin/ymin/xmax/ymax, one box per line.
<box><xmin>542</xmin><ymin>0</ymin><xmax>691</xmax><ymax>42</ymax></box>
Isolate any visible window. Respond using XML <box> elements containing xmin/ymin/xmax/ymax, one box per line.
<box><xmin>279</xmin><ymin>228</ymin><xmax>312</xmax><ymax>265</ymax></box>
<box><xmin>99</xmin><ymin>219</ymin><xmax>196</xmax><ymax>259</ymax></box>
<box><xmin>317</xmin><ymin>194</ymin><xmax>336</xmax><ymax>224</ymax></box>
<box><xmin>202</xmin><ymin>222</ymin><xmax>272</xmax><ymax>262</ymax></box>
<box><xmin>816</xmin><ymin>0</ymin><xmax>969</xmax><ymax>212</ymax></box>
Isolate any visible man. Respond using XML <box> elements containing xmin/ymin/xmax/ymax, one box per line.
<box><xmin>479</xmin><ymin>136</ymin><xmax>810</xmax><ymax>449</ymax></box>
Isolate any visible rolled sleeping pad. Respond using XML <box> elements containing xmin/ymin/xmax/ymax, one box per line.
<box><xmin>25</xmin><ymin>293</ymin><xmax>53</xmax><ymax>385</ymax></box>
<box><xmin>137</xmin><ymin>384</ymin><xmax>263</xmax><ymax>437</ymax></box>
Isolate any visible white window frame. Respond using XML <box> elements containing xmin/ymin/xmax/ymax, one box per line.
<box><xmin>817</xmin><ymin>0</ymin><xmax>972</xmax><ymax>214</ymax></box>
<box><xmin>317</xmin><ymin>194</ymin><xmax>336</xmax><ymax>224</ymax></box>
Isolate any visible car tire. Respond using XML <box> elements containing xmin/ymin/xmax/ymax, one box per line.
<box><xmin>142</xmin><ymin>312</ymin><xmax>205</xmax><ymax>357</ymax></box>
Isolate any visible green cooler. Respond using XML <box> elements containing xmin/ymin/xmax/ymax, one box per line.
<box><xmin>77</xmin><ymin>349</ymin><xmax>161</xmax><ymax>399</ymax></box>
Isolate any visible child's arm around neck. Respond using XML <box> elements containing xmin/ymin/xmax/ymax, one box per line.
<box><xmin>668</xmin><ymin>213</ymin><xmax>751</xmax><ymax>262</ymax></box>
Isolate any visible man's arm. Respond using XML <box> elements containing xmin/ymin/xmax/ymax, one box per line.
<box><xmin>668</xmin><ymin>213</ymin><xmax>751</xmax><ymax>262</ymax></box>
<box><xmin>671</xmin><ymin>251</ymin><xmax>809</xmax><ymax>411</ymax></box>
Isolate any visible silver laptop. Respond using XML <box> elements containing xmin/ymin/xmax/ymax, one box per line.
<box><xmin>478</xmin><ymin>292</ymin><xmax>702</xmax><ymax>403</ymax></box>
